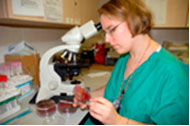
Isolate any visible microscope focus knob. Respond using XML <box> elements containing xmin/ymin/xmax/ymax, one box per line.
<box><xmin>48</xmin><ymin>81</ymin><xmax>58</xmax><ymax>90</ymax></box>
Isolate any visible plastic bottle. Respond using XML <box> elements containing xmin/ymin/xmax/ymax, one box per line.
<box><xmin>10</xmin><ymin>62</ymin><xmax>23</xmax><ymax>76</ymax></box>
<box><xmin>0</xmin><ymin>64</ymin><xmax>11</xmax><ymax>79</ymax></box>
<box><xmin>0</xmin><ymin>75</ymin><xmax>8</xmax><ymax>88</ymax></box>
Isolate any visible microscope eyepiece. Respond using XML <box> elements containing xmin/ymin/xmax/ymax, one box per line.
<box><xmin>95</xmin><ymin>22</ymin><xmax>102</xmax><ymax>31</ymax></box>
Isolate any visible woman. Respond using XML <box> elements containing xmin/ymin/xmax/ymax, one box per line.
<box><xmin>74</xmin><ymin>0</ymin><xmax>189</xmax><ymax>125</ymax></box>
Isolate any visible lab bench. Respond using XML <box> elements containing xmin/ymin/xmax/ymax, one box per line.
<box><xmin>0</xmin><ymin>64</ymin><xmax>113</xmax><ymax>125</ymax></box>
<box><xmin>75</xmin><ymin>64</ymin><xmax>113</xmax><ymax>90</ymax></box>
<box><xmin>0</xmin><ymin>89</ymin><xmax>88</xmax><ymax>125</ymax></box>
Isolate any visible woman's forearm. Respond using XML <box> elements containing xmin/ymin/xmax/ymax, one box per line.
<box><xmin>117</xmin><ymin>115</ymin><xmax>148</xmax><ymax>125</ymax></box>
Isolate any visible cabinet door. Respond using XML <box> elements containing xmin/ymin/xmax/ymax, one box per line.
<box><xmin>62</xmin><ymin>0</ymin><xmax>76</xmax><ymax>25</ymax></box>
<box><xmin>143</xmin><ymin>0</ymin><xmax>189</xmax><ymax>28</ymax></box>
<box><xmin>165</xmin><ymin>0</ymin><xmax>189</xmax><ymax>27</ymax></box>
<box><xmin>61</xmin><ymin>0</ymin><xmax>98</xmax><ymax>25</ymax></box>
<box><xmin>75</xmin><ymin>0</ymin><xmax>98</xmax><ymax>24</ymax></box>
<box><xmin>157</xmin><ymin>0</ymin><xmax>188</xmax><ymax>27</ymax></box>
<box><xmin>0</xmin><ymin>0</ymin><xmax>74</xmax><ymax>29</ymax></box>
<box><xmin>0</xmin><ymin>0</ymin><xmax>98</xmax><ymax>28</ymax></box>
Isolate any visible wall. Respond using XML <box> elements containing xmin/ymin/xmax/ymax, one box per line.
<box><xmin>0</xmin><ymin>26</ymin><xmax>67</xmax><ymax>62</ymax></box>
<box><xmin>0</xmin><ymin>25</ymin><xmax>189</xmax><ymax>62</ymax></box>
<box><xmin>82</xmin><ymin>28</ymin><xmax>189</xmax><ymax>48</ymax></box>
<box><xmin>0</xmin><ymin>0</ymin><xmax>188</xmax><ymax>63</ymax></box>
<box><xmin>150</xmin><ymin>28</ymin><xmax>189</xmax><ymax>44</ymax></box>
<box><xmin>82</xmin><ymin>0</ymin><xmax>189</xmax><ymax>48</ymax></box>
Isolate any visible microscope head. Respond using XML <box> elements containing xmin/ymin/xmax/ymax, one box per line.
<box><xmin>61</xmin><ymin>20</ymin><xmax>101</xmax><ymax>47</ymax></box>
<box><xmin>57</xmin><ymin>20</ymin><xmax>102</xmax><ymax>79</ymax></box>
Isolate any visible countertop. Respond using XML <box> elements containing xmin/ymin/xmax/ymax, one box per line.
<box><xmin>0</xmin><ymin>89</ymin><xmax>88</xmax><ymax>125</ymax></box>
<box><xmin>75</xmin><ymin>64</ymin><xmax>113</xmax><ymax>90</ymax></box>
<box><xmin>0</xmin><ymin>64</ymin><xmax>114</xmax><ymax>125</ymax></box>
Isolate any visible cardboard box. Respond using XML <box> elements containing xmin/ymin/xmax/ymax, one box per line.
<box><xmin>4</xmin><ymin>54</ymin><xmax>40</xmax><ymax>86</ymax></box>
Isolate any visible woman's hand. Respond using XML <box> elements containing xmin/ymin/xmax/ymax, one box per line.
<box><xmin>88</xmin><ymin>97</ymin><xmax>127</xmax><ymax>125</ymax></box>
<box><xmin>72</xmin><ymin>84</ymin><xmax>90</xmax><ymax>109</ymax></box>
<box><xmin>72</xmin><ymin>85</ymin><xmax>106</xmax><ymax>110</ymax></box>
<box><xmin>72</xmin><ymin>97</ymin><xmax>89</xmax><ymax>110</ymax></box>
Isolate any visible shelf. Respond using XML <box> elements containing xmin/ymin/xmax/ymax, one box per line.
<box><xmin>0</xmin><ymin>0</ymin><xmax>98</xmax><ymax>29</ymax></box>
<box><xmin>0</xmin><ymin>18</ymin><xmax>75</xmax><ymax>29</ymax></box>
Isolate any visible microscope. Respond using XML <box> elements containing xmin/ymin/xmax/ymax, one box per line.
<box><xmin>36</xmin><ymin>20</ymin><xmax>101</xmax><ymax>103</ymax></box>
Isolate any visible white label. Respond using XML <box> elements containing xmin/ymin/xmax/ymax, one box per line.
<box><xmin>12</xmin><ymin>0</ymin><xmax>44</xmax><ymax>16</ymax></box>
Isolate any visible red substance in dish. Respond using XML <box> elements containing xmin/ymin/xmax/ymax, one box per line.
<box><xmin>73</xmin><ymin>85</ymin><xmax>90</xmax><ymax>102</ymax></box>
<box><xmin>36</xmin><ymin>99</ymin><xmax>56</xmax><ymax>117</ymax></box>
<box><xmin>58</xmin><ymin>99</ymin><xmax>76</xmax><ymax>113</ymax></box>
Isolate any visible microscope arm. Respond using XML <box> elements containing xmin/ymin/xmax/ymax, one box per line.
<box><xmin>36</xmin><ymin>20</ymin><xmax>101</xmax><ymax>103</ymax></box>
<box><xmin>36</xmin><ymin>45</ymin><xmax>80</xmax><ymax>103</ymax></box>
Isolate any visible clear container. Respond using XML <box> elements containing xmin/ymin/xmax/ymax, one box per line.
<box><xmin>73</xmin><ymin>85</ymin><xmax>91</xmax><ymax>102</ymax></box>
<box><xmin>0</xmin><ymin>104</ymin><xmax>7</xmax><ymax>113</ymax></box>
<box><xmin>0</xmin><ymin>81</ymin><xmax>7</xmax><ymax>89</ymax></box>
<box><xmin>36</xmin><ymin>99</ymin><xmax>61</xmax><ymax>125</ymax></box>
<box><xmin>58</xmin><ymin>99</ymin><xmax>77</xmax><ymax>114</ymax></box>
<box><xmin>36</xmin><ymin>99</ymin><xmax>56</xmax><ymax>117</ymax></box>
<box><xmin>0</xmin><ymin>64</ymin><xmax>11</xmax><ymax>79</ymax></box>
<box><xmin>6</xmin><ymin>101</ymin><xmax>13</xmax><ymax>110</ymax></box>
<box><xmin>0</xmin><ymin>96</ymin><xmax>20</xmax><ymax>120</ymax></box>
<box><xmin>10</xmin><ymin>62</ymin><xmax>23</xmax><ymax>76</ymax></box>
<box><xmin>0</xmin><ymin>75</ymin><xmax>8</xmax><ymax>88</ymax></box>
<box><xmin>11</xmin><ymin>98</ymin><xmax>18</xmax><ymax>108</ymax></box>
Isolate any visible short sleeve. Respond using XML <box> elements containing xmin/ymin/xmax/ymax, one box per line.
<box><xmin>150</xmin><ymin>65</ymin><xmax>189</xmax><ymax>125</ymax></box>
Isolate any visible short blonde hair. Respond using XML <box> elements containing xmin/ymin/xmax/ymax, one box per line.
<box><xmin>98</xmin><ymin>0</ymin><xmax>153</xmax><ymax>37</ymax></box>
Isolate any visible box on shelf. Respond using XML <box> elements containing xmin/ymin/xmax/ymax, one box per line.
<box><xmin>4</xmin><ymin>54</ymin><xmax>40</xmax><ymax>86</ymax></box>
<box><xmin>8</xmin><ymin>41</ymin><xmax>36</xmax><ymax>56</ymax></box>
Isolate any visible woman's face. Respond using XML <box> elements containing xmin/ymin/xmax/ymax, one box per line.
<box><xmin>100</xmin><ymin>14</ymin><xmax>133</xmax><ymax>54</ymax></box>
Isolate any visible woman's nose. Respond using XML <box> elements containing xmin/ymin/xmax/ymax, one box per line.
<box><xmin>105</xmin><ymin>34</ymin><xmax>111</xmax><ymax>44</ymax></box>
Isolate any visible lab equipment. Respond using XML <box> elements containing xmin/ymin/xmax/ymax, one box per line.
<box><xmin>0</xmin><ymin>75</ymin><xmax>8</xmax><ymax>88</ymax></box>
<box><xmin>0</xmin><ymin>75</ymin><xmax>21</xmax><ymax>121</ymax></box>
<box><xmin>36</xmin><ymin>99</ymin><xmax>56</xmax><ymax>117</ymax></box>
<box><xmin>0</xmin><ymin>62</ymin><xmax>32</xmax><ymax>121</ymax></box>
<box><xmin>5</xmin><ymin>54</ymin><xmax>40</xmax><ymax>85</ymax></box>
<box><xmin>7</xmin><ymin>74</ymin><xmax>33</xmax><ymax>99</ymax></box>
<box><xmin>58</xmin><ymin>99</ymin><xmax>77</xmax><ymax>114</ymax></box>
<box><xmin>36</xmin><ymin>99</ymin><xmax>58</xmax><ymax>125</ymax></box>
<box><xmin>9</xmin><ymin>62</ymin><xmax>23</xmax><ymax>76</ymax></box>
<box><xmin>73</xmin><ymin>85</ymin><xmax>91</xmax><ymax>102</ymax></box>
<box><xmin>8</xmin><ymin>41</ymin><xmax>36</xmax><ymax>56</ymax></box>
<box><xmin>0</xmin><ymin>62</ymin><xmax>23</xmax><ymax>78</ymax></box>
<box><xmin>36</xmin><ymin>20</ymin><xmax>101</xmax><ymax>103</ymax></box>
<box><xmin>0</xmin><ymin>63</ymin><xmax>11</xmax><ymax>78</ymax></box>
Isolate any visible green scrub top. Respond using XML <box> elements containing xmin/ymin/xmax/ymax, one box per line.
<box><xmin>84</xmin><ymin>47</ymin><xmax>189</xmax><ymax>125</ymax></box>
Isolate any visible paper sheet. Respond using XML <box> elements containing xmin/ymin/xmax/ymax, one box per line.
<box><xmin>12</xmin><ymin>0</ymin><xmax>44</xmax><ymax>16</ymax></box>
<box><xmin>43</xmin><ymin>0</ymin><xmax>63</xmax><ymax>22</ymax></box>
<box><xmin>144</xmin><ymin>0</ymin><xmax>167</xmax><ymax>25</ymax></box>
